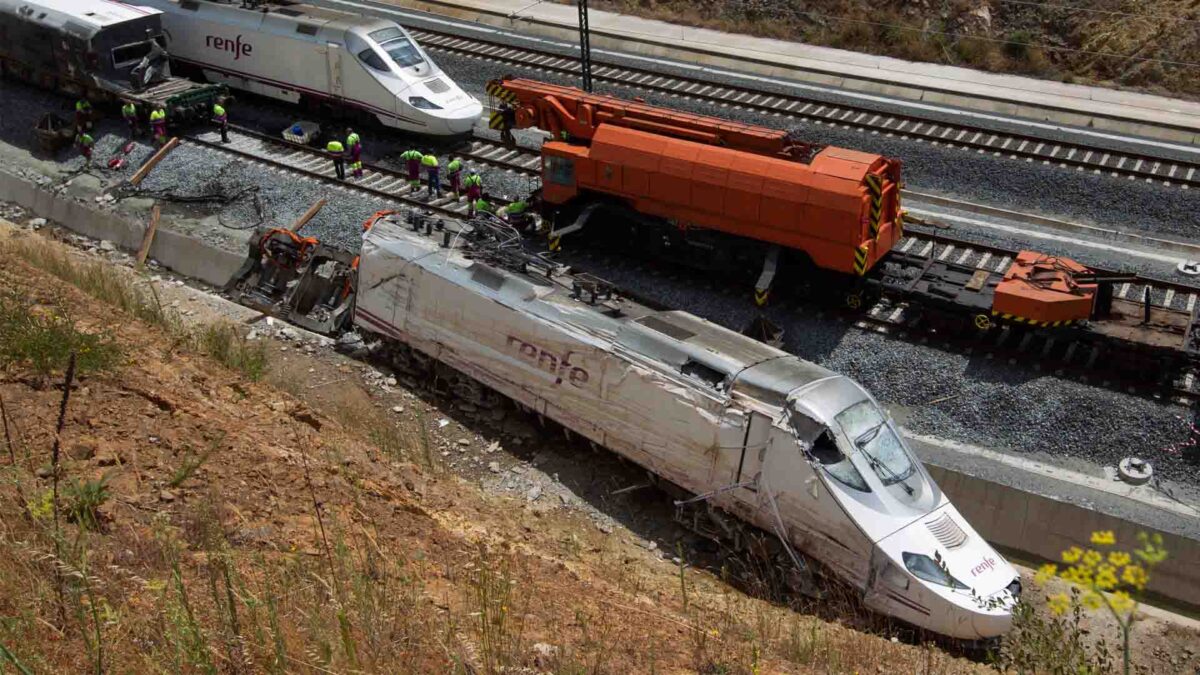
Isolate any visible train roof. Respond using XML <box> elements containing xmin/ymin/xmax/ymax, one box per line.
<box><xmin>0</xmin><ymin>0</ymin><xmax>161</xmax><ymax>36</ymax></box>
<box><xmin>360</xmin><ymin>217</ymin><xmax>842</xmax><ymax>407</ymax></box>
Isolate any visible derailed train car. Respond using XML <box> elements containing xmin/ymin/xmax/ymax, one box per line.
<box><xmin>0</xmin><ymin>0</ymin><xmax>223</xmax><ymax>121</ymax></box>
<box><xmin>348</xmin><ymin>214</ymin><xmax>1020</xmax><ymax>639</ymax></box>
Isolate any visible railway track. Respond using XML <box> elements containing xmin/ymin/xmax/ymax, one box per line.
<box><xmin>182</xmin><ymin>125</ymin><xmax>512</xmax><ymax>220</ymax></box>
<box><xmin>411</xmin><ymin>28</ymin><xmax>1200</xmax><ymax>191</ymax></box>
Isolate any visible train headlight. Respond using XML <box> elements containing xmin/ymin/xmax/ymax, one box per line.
<box><xmin>408</xmin><ymin>96</ymin><xmax>442</xmax><ymax>110</ymax></box>
<box><xmin>902</xmin><ymin>552</ymin><xmax>968</xmax><ymax>590</ymax></box>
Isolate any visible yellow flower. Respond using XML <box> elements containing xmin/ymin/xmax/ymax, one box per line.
<box><xmin>1091</xmin><ymin>530</ymin><xmax>1116</xmax><ymax>546</ymax></box>
<box><xmin>1061</xmin><ymin>546</ymin><xmax>1084</xmax><ymax>564</ymax></box>
<box><xmin>1082</xmin><ymin>549</ymin><xmax>1103</xmax><ymax>568</ymax></box>
<box><xmin>1121</xmin><ymin>564</ymin><xmax>1148</xmax><ymax>591</ymax></box>
<box><xmin>1095</xmin><ymin>565</ymin><xmax>1118</xmax><ymax>591</ymax></box>
<box><xmin>1062</xmin><ymin>564</ymin><xmax>1093</xmax><ymax>586</ymax></box>
<box><xmin>1081</xmin><ymin>591</ymin><xmax>1103</xmax><ymax>610</ymax></box>
<box><xmin>1107</xmin><ymin>551</ymin><xmax>1131</xmax><ymax>567</ymax></box>
<box><xmin>1034</xmin><ymin>563</ymin><xmax>1058</xmax><ymax>585</ymax></box>
<box><xmin>1110</xmin><ymin>590</ymin><xmax>1136</xmax><ymax>615</ymax></box>
<box><xmin>1047</xmin><ymin>593</ymin><xmax>1071</xmax><ymax>616</ymax></box>
<box><xmin>710</xmin><ymin>628</ymin><xmax>720</xmax><ymax>638</ymax></box>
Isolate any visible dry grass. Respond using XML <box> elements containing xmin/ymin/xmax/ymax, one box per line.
<box><xmin>576</xmin><ymin>0</ymin><xmax>1200</xmax><ymax>98</ymax></box>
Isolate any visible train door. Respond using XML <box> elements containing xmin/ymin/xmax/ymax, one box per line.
<box><xmin>721</xmin><ymin>407</ymin><xmax>772</xmax><ymax>499</ymax></box>
<box><xmin>325</xmin><ymin>42</ymin><xmax>344</xmax><ymax>100</ymax></box>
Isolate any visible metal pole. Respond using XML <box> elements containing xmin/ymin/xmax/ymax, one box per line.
<box><xmin>578</xmin><ymin>0</ymin><xmax>592</xmax><ymax>92</ymax></box>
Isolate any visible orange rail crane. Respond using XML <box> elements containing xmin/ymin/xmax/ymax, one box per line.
<box><xmin>487</xmin><ymin>77</ymin><xmax>904</xmax><ymax>304</ymax></box>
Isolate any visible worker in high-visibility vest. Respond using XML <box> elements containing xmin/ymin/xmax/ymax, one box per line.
<box><xmin>74</xmin><ymin>99</ymin><xmax>93</xmax><ymax>132</ymax></box>
<box><xmin>400</xmin><ymin>148</ymin><xmax>423</xmax><ymax>187</ymax></box>
<box><xmin>121</xmin><ymin>101</ymin><xmax>139</xmax><ymax>137</ymax></box>
<box><xmin>498</xmin><ymin>198</ymin><xmax>534</xmax><ymax>231</ymax></box>
<box><xmin>75</xmin><ymin>132</ymin><xmax>94</xmax><ymax>167</ymax></box>
<box><xmin>326</xmin><ymin>138</ymin><xmax>346</xmax><ymax>180</ymax></box>
<box><xmin>422</xmin><ymin>151</ymin><xmax>440</xmax><ymax>197</ymax></box>
<box><xmin>346</xmin><ymin>128</ymin><xmax>363</xmax><ymax>178</ymax></box>
<box><xmin>473</xmin><ymin>198</ymin><xmax>493</xmax><ymax>215</ymax></box>
<box><xmin>446</xmin><ymin>157</ymin><xmax>463</xmax><ymax>198</ymax></box>
<box><xmin>464</xmin><ymin>170</ymin><xmax>483</xmax><ymax>216</ymax></box>
<box><xmin>149</xmin><ymin>106</ymin><xmax>167</xmax><ymax>147</ymax></box>
<box><xmin>212</xmin><ymin>99</ymin><xmax>229</xmax><ymax>143</ymax></box>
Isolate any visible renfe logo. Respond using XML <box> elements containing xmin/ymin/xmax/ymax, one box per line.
<box><xmin>971</xmin><ymin>557</ymin><xmax>998</xmax><ymax>577</ymax></box>
<box><xmin>206</xmin><ymin>34</ymin><xmax>253</xmax><ymax>60</ymax></box>
<box><xmin>506</xmin><ymin>336</ymin><xmax>590</xmax><ymax>388</ymax></box>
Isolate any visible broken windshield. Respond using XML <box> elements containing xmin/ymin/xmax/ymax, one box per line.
<box><xmin>834</xmin><ymin>401</ymin><xmax>915</xmax><ymax>487</ymax></box>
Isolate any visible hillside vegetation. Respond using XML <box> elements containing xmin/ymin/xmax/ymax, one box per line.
<box><xmin>582</xmin><ymin>0</ymin><xmax>1200</xmax><ymax>99</ymax></box>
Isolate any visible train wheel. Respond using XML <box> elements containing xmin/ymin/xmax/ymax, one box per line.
<box><xmin>973</xmin><ymin>314</ymin><xmax>993</xmax><ymax>331</ymax></box>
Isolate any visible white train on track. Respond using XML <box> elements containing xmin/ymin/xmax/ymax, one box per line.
<box><xmin>131</xmin><ymin>0</ymin><xmax>481</xmax><ymax>134</ymax></box>
<box><xmin>338</xmin><ymin>214</ymin><xmax>1021</xmax><ymax>639</ymax></box>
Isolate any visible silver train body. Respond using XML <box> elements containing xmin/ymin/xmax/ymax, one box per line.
<box><xmin>131</xmin><ymin>0</ymin><xmax>481</xmax><ymax>135</ymax></box>
<box><xmin>353</xmin><ymin>215</ymin><xmax>1020</xmax><ymax>640</ymax></box>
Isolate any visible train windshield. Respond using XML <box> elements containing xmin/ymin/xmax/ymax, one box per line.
<box><xmin>369</xmin><ymin>27</ymin><xmax>425</xmax><ymax>69</ymax></box>
<box><xmin>834</xmin><ymin>401</ymin><xmax>916</xmax><ymax>487</ymax></box>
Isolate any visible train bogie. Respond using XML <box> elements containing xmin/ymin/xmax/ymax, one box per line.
<box><xmin>137</xmin><ymin>0</ymin><xmax>481</xmax><ymax>135</ymax></box>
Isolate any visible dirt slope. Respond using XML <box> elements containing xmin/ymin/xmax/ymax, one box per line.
<box><xmin>579</xmin><ymin>0</ymin><xmax>1200</xmax><ymax>99</ymax></box>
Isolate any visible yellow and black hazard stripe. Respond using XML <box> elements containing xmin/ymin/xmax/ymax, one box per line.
<box><xmin>754</xmin><ymin>288</ymin><xmax>770</xmax><ymax>306</ymax></box>
<box><xmin>853</xmin><ymin>242</ymin><xmax>870</xmax><ymax>276</ymax></box>
<box><xmin>485</xmin><ymin>82</ymin><xmax>519</xmax><ymax>105</ymax></box>
<box><xmin>865</xmin><ymin>173</ymin><xmax>884</xmax><ymax>240</ymax></box>
<box><xmin>488</xmin><ymin>111</ymin><xmax>506</xmax><ymax>130</ymax></box>
<box><xmin>990</xmin><ymin>310</ymin><xmax>1076</xmax><ymax>328</ymax></box>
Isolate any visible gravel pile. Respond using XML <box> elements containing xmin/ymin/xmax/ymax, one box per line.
<box><xmin>554</xmin><ymin>247</ymin><xmax>1198</xmax><ymax>483</ymax></box>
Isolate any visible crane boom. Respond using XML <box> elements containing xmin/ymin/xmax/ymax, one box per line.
<box><xmin>487</xmin><ymin>77</ymin><xmax>822</xmax><ymax>160</ymax></box>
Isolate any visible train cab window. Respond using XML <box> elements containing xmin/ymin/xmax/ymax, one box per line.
<box><xmin>811</xmin><ymin>431</ymin><xmax>870</xmax><ymax>492</ymax></box>
<box><xmin>368</xmin><ymin>27</ymin><xmax>424</xmax><ymax>69</ymax></box>
<box><xmin>295</xmin><ymin>23</ymin><xmax>319</xmax><ymax>36</ymax></box>
<box><xmin>544</xmin><ymin>155</ymin><xmax>575</xmax><ymax>186</ymax></box>
<box><xmin>834</xmin><ymin>401</ymin><xmax>915</xmax><ymax>487</ymax></box>
<box><xmin>357</xmin><ymin>49</ymin><xmax>388</xmax><ymax>72</ymax></box>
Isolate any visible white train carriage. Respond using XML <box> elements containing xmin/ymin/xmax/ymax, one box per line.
<box><xmin>133</xmin><ymin>0</ymin><xmax>481</xmax><ymax>135</ymax></box>
<box><xmin>352</xmin><ymin>215</ymin><xmax>1020</xmax><ymax>640</ymax></box>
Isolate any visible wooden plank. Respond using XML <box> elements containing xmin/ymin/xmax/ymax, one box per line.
<box><xmin>136</xmin><ymin>204</ymin><xmax>161</xmax><ymax>268</ymax></box>
<box><xmin>289</xmin><ymin>199</ymin><xmax>327</xmax><ymax>233</ymax></box>
<box><xmin>129</xmin><ymin>137</ymin><xmax>179</xmax><ymax>186</ymax></box>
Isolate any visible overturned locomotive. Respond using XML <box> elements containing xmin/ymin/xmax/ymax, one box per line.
<box><xmin>230</xmin><ymin>211</ymin><xmax>1020</xmax><ymax>639</ymax></box>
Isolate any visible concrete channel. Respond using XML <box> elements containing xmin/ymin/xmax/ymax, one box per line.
<box><xmin>2</xmin><ymin>165</ymin><xmax>1198</xmax><ymax>612</ymax></box>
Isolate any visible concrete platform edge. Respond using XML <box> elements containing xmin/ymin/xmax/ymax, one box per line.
<box><xmin>1</xmin><ymin>167</ymin><xmax>1196</xmax><ymax>611</ymax></box>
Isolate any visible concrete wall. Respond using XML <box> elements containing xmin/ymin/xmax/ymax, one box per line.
<box><xmin>929</xmin><ymin>465</ymin><xmax>1200</xmax><ymax>610</ymax></box>
<box><xmin>0</xmin><ymin>170</ymin><xmax>243</xmax><ymax>287</ymax></box>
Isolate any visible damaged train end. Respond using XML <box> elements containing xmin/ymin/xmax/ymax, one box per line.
<box><xmin>224</xmin><ymin>226</ymin><xmax>358</xmax><ymax>335</ymax></box>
